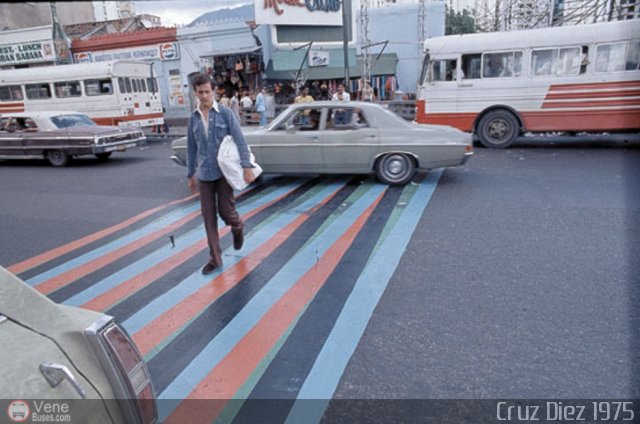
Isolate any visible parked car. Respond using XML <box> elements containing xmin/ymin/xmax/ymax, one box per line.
<box><xmin>0</xmin><ymin>111</ymin><xmax>146</xmax><ymax>167</ymax></box>
<box><xmin>171</xmin><ymin>101</ymin><xmax>473</xmax><ymax>185</ymax></box>
<box><xmin>0</xmin><ymin>266</ymin><xmax>157</xmax><ymax>424</ymax></box>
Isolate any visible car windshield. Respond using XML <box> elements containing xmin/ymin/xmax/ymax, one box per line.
<box><xmin>50</xmin><ymin>114</ymin><xmax>97</xmax><ymax>128</ymax></box>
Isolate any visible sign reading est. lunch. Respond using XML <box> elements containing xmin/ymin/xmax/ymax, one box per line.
<box><xmin>0</xmin><ymin>41</ymin><xmax>56</xmax><ymax>65</ymax></box>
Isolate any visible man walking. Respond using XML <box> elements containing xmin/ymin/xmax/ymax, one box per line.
<box><xmin>186</xmin><ymin>74</ymin><xmax>256</xmax><ymax>275</ymax></box>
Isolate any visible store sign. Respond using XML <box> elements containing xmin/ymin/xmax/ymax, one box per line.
<box><xmin>309</xmin><ymin>50</ymin><xmax>329</xmax><ymax>67</ymax></box>
<box><xmin>73</xmin><ymin>42</ymin><xmax>180</xmax><ymax>63</ymax></box>
<box><xmin>0</xmin><ymin>41</ymin><xmax>56</xmax><ymax>65</ymax></box>
<box><xmin>255</xmin><ymin>0</ymin><xmax>342</xmax><ymax>26</ymax></box>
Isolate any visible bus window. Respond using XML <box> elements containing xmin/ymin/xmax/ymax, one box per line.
<box><xmin>483</xmin><ymin>52</ymin><xmax>522</xmax><ymax>78</ymax></box>
<box><xmin>531</xmin><ymin>49</ymin><xmax>557</xmax><ymax>76</ymax></box>
<box><xmin>124</xmin><ymin>77</ymin><xmax>132</xmax><ymax>93</ymax></box>
<box><xmin>54</xmin><ymin>81</ymin><xmax>81</xmax><ymax>98</ymax></box>
<box><xmin>140</xmin><ymin>78</ymin><xmax>147</xmax><ymax>92</ymax></box>
<box><xmin>85</xmin><ymin>78</ymin><xmax>113</xmax><ymax>96</ymax></box>
<box><xmin>25</xmin><ymin>83</ymin><xmax>52</xmax><ymax>100</ymax></box>
<box><xmin>557</xmin><ymin>47</ymin><xmax>581</xmax><ymax>76</ymax></box>
<box><xmin>431</xmin><ymin>59</ymin><xmax>457</xmax><ymax>81</ymax></box>
<box><xmin>132</xmin><ymin>79</ymin><xmax>139</xmax><ymax>93</ymax></box>
<box><xmin>595</xmin><ymin>42</ymin><xmax>626</xmax><ymax>73</ymax></box>
<box><xmin>461</xmin><ymin>54</ymin><xmax>481</xmax><ymax>79</ymax></box>
<box><xmin>625</xmin><ymin>40</ymin><xmax>640</xmax><ymax>71</ymax></box>
<box><xmin>0</xmin><ymin>85</ymin><xmax>23</xmax><ymax>101</ymax></box>
<box><xmin>118</xmin><ymin>77</ymin><xmax>126</xmax><ymax>93</ymax></box>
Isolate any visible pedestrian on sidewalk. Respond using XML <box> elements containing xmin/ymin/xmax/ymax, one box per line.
<box><xmin>255</xmin><ymin>86</ymin><xmax>267</xmax><ymax>127</ymax></box>
<box><xmin>186</xmin><ymin>74</ymin><xmax>256</xmax><ymax>275</ymax></box>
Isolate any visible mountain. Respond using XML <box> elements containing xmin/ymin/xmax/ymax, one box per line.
<box><xmin>188</xmin><ymin>3</ymin><xmax>254</xmax><ymax>26</ymax></box>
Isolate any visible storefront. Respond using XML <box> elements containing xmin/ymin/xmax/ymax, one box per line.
<box><xmin>176</xmin><ymin>18</ymin><xmax>265</xmax><ymax>115</ymax></box>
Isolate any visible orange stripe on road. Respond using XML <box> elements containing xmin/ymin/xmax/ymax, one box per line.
<box><xmin>132</xmin><ymin>186</ymin><xmax>343</xmax><ymax>357</ymax></box>
<box><xmin>80</xmin><ymin>186</ymin><xmax>297</xmax><ymax>313</ymax></box>
<box><xmin>35</xmin><ymin>211</ymin><xmax>201</xmax><ymax>295</ymax></box>
<box><xmin>8</xmin><ymin>195</ymin><xmax>197</xmax><ymax>274</ymax></box>
<box><xmin>164</xmin><ymin>193</ymin><xmax>383</xmax><ymax>424</ymax></box>
<box><xmin>81</xmin><ymin>239</ymin><xmax>208</xmax><ymax>312</ymax></box>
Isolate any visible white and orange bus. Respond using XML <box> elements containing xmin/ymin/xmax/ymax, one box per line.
<box><xmin>416</xmin><ymin>19</ymin><xmax>640</xmax><ymax>148</ymax></box>
<box><xmin>0</xmin><ymin>60</ymin><xmax>163</xmax><ymax>127</ymax></box>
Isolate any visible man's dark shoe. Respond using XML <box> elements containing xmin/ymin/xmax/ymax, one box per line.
<box><xmin>202</xmin><ymin>263</ymin><xmax>217</xmax><ymax>275</ymax></box>
<box><xmin>233</xmin><ymin>229</ymin><xmax>244</xmax><ymax>250</ymax></box>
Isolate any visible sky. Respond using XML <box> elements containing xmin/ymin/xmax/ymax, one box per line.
<box><xmin>132</xmin><ymin>0</ymin><xmax>481</xmax><ymax>27</ymax></box>
<box><xmin>133</xmin><ymin>0</ymin><xmax>250</xmax><ymax>27</ymax></box>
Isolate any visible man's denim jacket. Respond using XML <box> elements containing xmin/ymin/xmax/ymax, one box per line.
<box><xmin>186</xmin><ymin>102</ymin><xmax>252</xmax><ymax>181</ymax></box>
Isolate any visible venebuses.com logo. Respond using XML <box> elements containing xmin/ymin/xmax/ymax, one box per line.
<box><xmin>7</xmin><ymin>400</ymin><xmax>30</xmax><ymax>422</ymax></box>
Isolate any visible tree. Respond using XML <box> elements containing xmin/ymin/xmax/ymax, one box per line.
<box><xmin>445</xmin><ymin>7</ymin><xmax>476</xmax><ymax>35</ymax></box>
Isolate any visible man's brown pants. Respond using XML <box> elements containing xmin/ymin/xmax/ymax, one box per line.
<box><xmin>199</xmin><ymin>178</ymin><xmax>243</xmax><ymax>268</ymax></box>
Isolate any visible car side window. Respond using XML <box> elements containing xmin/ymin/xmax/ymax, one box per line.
<box><xmin>279</xmin><ymin>108</ymin><xmax>321</xmax><ymax>131</ymax></box>
<box><xmin>328</xmin><ymin>107</ymin><xmax>354</xmax><ymax>130</ymax></box>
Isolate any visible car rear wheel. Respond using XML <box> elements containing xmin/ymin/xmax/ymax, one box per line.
<box><xmin>95</xmin><ymin>152</ymin><xmax>112</xmax><ymax>161</ymax></box>
<box><xmin>476</xmin><ymin>110</ymin><xmax>519</xmax><ymax>148</ymax></box>
<box><xmin>376</xmin><ymin>153</ymin><xmax>415</xmax><ymax>185</ymax></box>
<box><xmin>46</xmin><ymin>150</ymin><xmax>70</xmax><ymax>167</ymax></box>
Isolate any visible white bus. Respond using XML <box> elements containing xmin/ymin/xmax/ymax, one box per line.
<box><xmin>416</xmin><ymin>19</ymin><xmax>640</xmax><ymax>148</ymax></box>
<box><xmin>0</xmin><ymin>60</ymin><xmax>163</xmax><ymax>127</ymax></box>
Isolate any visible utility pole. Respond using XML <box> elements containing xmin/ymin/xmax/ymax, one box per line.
<box><xmin>361</xmin><ymin>0</ymin><xmax>370</xmax><ymax>87</ymax></box>
<box><xmin>342</xmin><ymin>0</ymin><xmax>350</xmax><ymax>86</ymax></box>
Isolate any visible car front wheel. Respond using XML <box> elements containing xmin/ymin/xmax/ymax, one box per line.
<box><xmin>376</xmin><ymin>153</ymin><xmax>415</xmax><ymax>185</ymax></box>
<box><xmin>46</xmin><ymin>150</ymin><xmax>70</xmax><ymax>167</ymax></box>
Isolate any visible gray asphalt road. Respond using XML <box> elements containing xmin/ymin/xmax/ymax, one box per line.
<box><xmin>1</xmin><ymin>137</ymin><xmax>638</xmax><ymax>412</ymax></box>
<box><xmin>0</xmin><ymin>139</ymin><xmax>187</xmax><ymax>266</ymax></box>
<box><xmin>334</xmin><ymin>140</ymin><xmax>640</xmax><ymax>400</ymax></box>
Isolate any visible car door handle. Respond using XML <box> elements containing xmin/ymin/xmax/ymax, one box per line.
<box><xmin>364</xmin><ymin>135</ymin><xmax>376</xmax><ymax>138</ymax></box>
<box><xmin>308</xmin><ymin>136</ymin><xmax>319</xmax><ymax>141</ymax></box>
<box><xmin>40</xmin><ymin>362</ymin><xmax>87</xmax><ymax>399</ymax></box>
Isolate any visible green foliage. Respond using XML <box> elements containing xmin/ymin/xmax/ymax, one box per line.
<box><xmin>445</xmin><ymin>7</ymin><xmax>476</xmax><ymax>35</ymax></box>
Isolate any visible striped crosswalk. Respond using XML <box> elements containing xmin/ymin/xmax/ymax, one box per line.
<box><xmin>11</xmin><ymin>172</ymin><xmax>442</xmax><ymax>424</ymax></box>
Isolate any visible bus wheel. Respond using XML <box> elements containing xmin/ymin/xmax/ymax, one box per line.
<box><xmin>376</xmin><ymin>153</ymin><xmax>415</xmax><ymax>185</ymax></box>
<box><xmin>46</xmin><ymin>150</ymin><xmax>70</xmax><ymax>167</ymax></box>
<box><xmin>477</xmin><ymin>110</ymin><xmax>519</xmax><ymax>148</ymax></box>
<box><xmin>95</xmin><ymin>152</ymin><xmax>112</xmax><ymax>161</ymax></box>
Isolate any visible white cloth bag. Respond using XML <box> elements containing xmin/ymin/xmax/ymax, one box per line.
<box><xmin>217</xmin><ymin>135</ymin><xmax>262</xmax><ymax>191</ymax></box>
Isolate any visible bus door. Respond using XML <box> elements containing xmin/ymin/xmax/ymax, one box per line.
<box><xmin>116</xmin><ymin>77</ymin><xmax>135</xmax><ymax>125</ymax></box>
<box><xmin>423</xmin><ymin>55</ymin><xmax>470</xmax><ymax>129</ymax></box>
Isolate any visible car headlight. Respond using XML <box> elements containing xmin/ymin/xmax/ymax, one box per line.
<box><xmin>85</xmin><ymin>316</ymin><xmax>157</xmax><ymax>424</ymax></box>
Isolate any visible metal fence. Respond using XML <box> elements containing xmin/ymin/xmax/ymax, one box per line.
<box><xmin>238</xmin><ymin>100</ymin><xmax>417</xmax><ymax>126</ymax></box>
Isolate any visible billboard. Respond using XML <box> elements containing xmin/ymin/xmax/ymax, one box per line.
<box><xmin>255</xmin><ymin>0</ymin><xmax>343</xmax><ymax>26</ymax></box>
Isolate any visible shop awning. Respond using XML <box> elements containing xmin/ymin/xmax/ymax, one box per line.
<box><xmin>266</xmin><ymin>50</ymin><xmax>397</xmax><ymax>81</ymax></box>
<box><xmin>201</xmin><ymin>45</ymin><xmax>262</xmax><ymax>58</ymax></box>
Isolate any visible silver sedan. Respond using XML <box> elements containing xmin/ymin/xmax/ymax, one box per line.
<box><xmin>171</xmin><ymin>101</ymin><xmax>473</xmax><ymax>185</ymax></box>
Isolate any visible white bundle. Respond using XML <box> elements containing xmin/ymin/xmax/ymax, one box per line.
<box><xmin>217</xmin><ymin>135</ymin><xmax>262</xmax><ymax>191</ymax></box>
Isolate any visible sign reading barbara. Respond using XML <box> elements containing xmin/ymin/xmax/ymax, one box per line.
<box><xmin>73</xmin><ymin>42</ymin><xmax>179</xmax><ymax>63</ymax></box>
<box><xmin>0</xmin><ymin>41</ymin><xmax>56</xmax><ymax>65</ymax></box>
<box><xmin>255</xmin><ymin>0</ymin><xmax>342</xmax><ymax>26</ymax></box>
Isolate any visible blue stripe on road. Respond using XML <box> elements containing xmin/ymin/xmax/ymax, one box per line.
<box><xmin>156</xmin><ymin>183</ymin><xmax>387</xmax><ymax>422</ymax></box>
<box><xmin>284</xmin><ymin>170</ymin><xmax>442</xmax><ymax>424</ymax></box>
<box><xmin>25</xmin><ymin>202</ymin><xmax>201</xmax><ymax>286</ymax></box>
<box><xmin>122</xmin><ymin>181</ymin><xmax>347</xmax><ymax>336</ymax></box>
